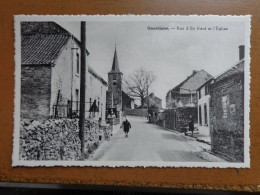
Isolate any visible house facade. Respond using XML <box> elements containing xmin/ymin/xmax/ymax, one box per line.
<box><xmin>86</xmin><ymin>66</ymin><xmax>108</xmax><ymax>121</ymax></box>
<box><xmin>210</xmin><ymin>45</ymin><xmax>245</xmax><ymax>162</ymax></box>
<box><xmin>196</xmin><ymin>78</ymin><xmax>214</xmax><ymax>137</ymax></box>
<box><xmin>21</xmin><ymin>22</ymin><xmax>89</xmax><ymax>120</ymax></box>
<box><xmin>166</xmin><ymin>70</ymin><xmax>213</xmax><ymax>109</ymax></box>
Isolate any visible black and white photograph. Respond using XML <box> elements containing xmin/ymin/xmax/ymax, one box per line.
<box><xmin>13</xmin><ymin>15</ymin><xmax>251</xmax><ymax>167</ymax></box>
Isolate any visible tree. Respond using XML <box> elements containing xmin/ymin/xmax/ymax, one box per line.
<box><xmin>124</xmin><ymin>68</ymin><xmax>156</xmax><ymax>108</ymax></box>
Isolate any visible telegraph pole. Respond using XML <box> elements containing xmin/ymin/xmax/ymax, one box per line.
<box><xmin>79</xmin><ymin>21</ymin><xmax>86</xmax><ymax>154</ymax></box>
<box><xmin>147</xmin><ymin>81</ymin><xmax>150</xmax><ymax>123</ymax></box>
<box><xmin>147</xmin><ymin>85</ymin><xmax>149</xmax><ymax>111</ymax></box>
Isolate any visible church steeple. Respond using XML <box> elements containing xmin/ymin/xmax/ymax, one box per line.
<box><xmin>107</xmin><ymin>44</ymin><xmax>123</xmax><ymax>115</ymax></box>
<box><xmin>110</xmin><ymin>45</ymin><xmax>121</xmax><ymax>73</ymax></box>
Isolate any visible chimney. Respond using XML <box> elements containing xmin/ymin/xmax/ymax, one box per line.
<box><xmin>150</xmin><ymin>93</ymin><xmax>155</xmax><ymax>98</ymax></box>
<box><xmin>193</xmin><ymin>70</ymin><xmax>198</xmax><ymax>75</ymax></box>
<box><xmin>239</xmin><ymin>45</ymin><xmax>245</xmax><ymax>61</ymax></box>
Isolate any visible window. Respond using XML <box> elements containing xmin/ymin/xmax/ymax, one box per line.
<box><xmin>222</xmin><ymin>95</ymin><xmax>228</xmax><ymax>118</ymax></box>
<box><xmin>113</xmin><ymin>74</ymin><xmax>117</xmax><ymax>81</ymax></box>
<box><xmin>101</xmin><ymin>103</ymin><xmax>103</xmax><ymax>117</ymax></box>
<box><xmin>76</xmin><ymin>53</ymin><xmax>79</xmax><ymax>74</ymax></box>
<box><xmin>75</xmin><ymin>89</ymin><xmax>79</xmax><ymax>113</ymax></box>
<box><xmin>198</xmin><ymin>90</ymin><xmax>201</xmax><ymax>99</ymax></box>
<box><xmin>204</xmin><ymin>103</ymin><xmax>208</xmax><ymax>125</ymax></box>
<box><xmin>205</xmin><ymin>85</ymin><xmax>209</xmax><ymax>95</ymax></box>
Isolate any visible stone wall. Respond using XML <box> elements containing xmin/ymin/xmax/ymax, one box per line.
<box><xmin>21</xmin><ymin>65</ymin><xmax>52</xmax><ymax>120</ymax></box>
<box><xmin>19</xmin><ymin>118</ymin><xmax>112</xmax><ymax>160</ymax></box>
<box><xmin>211</xmin><ymin>129</ymin><xmax>244</xmax><ymax>162</ymax></box>
<box><xmin>210</xmin><ymin>72</ymin><xmax>244</xmax><ymax>162</ymax></box>
<box><xmin>125</xmin><ymin>109</ymin><xmax>148</xmax><ymax>117</ymax></box>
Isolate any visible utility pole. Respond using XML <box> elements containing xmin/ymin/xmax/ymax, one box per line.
<box><xmin>79</xmin><ymin>21</ymin><xmax>86</xmax><ymax>155</ymax></box>
<box><xmin>147</xmin><ymin>85</ymin><xmax>149</xmax><ymax>111</ymax></box>
<box><xmin>147</xmin><ymin>81</ymin><xmax>150</xmax><ymax>123</ymax></box>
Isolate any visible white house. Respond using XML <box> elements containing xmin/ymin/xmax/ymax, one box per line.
<box><xmin>196</xmin><ymin>77</ymin><xmax>213</xmax><ymax>138</ymax></box>
<box><xmin>86</xmin><ymin>66</ymin><xmax>108</xmax><ymax>121</ymax></box>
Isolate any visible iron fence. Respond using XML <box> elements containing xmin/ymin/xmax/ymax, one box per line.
<box><xmin>53</xmin><ymin>100</ymin><xmax>96</xmax><ymax>119</ymax></box>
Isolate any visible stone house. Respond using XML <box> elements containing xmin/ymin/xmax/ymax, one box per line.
<box><xmin>210</xmin><ymin>45</ymin><xmax>245</xmax><ymax>162</ymax></box>
<box><xmin>166</xmin><ymin>70</ymin><xmax>213</xmax><ymax>109</ymax></box>
<box><xmin>21</xmin><ymin>22</ymin><xmax>89</xmax><ymax>120</ymax></box>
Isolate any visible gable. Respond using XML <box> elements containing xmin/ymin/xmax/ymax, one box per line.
<box><xmin>215</xmin><ymin>60</ymin><xmax>244</xmax><ymax>83</ymax></box>
<box><xmin>180</xmin><ymin>70</ymin><xmax>213</xmax><ymax>92</ymax></box>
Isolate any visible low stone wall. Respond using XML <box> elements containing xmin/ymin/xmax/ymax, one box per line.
<box><xmin>20</xmin><ymin>118</ymin><xmax>112</xmax><ymax>161</ymax></box>
<box><xmin>211</xmin><ymin>129</ymin><xmax>244</xmax><ymax>162</ymax></box>
<box><xmin>125</xmin><ymin>109</ymin><xmax>148</xmax><ymax>117</ymax></box>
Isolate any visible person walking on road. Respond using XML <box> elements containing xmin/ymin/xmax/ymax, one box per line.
<box><xmin>188</xmin><ymin>115</ymin><xmax>194</xmax><ymax>136</ymax></box>
<box><xmin>122</xmin><ymin>119</ymin><xmax>131</xmax><ymax>138</ymax></box>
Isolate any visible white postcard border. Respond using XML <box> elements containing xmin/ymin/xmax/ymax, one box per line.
<box><xmin>12</xmin><ymin>15</ymin><xmax>251</xmax><ymax>168</ymax></box>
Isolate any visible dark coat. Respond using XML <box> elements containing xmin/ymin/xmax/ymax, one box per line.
<box><xmin>122</xmin><ymin>120</ymin><xmax>131</xmax><ymax>132</ymax></box>
<box><xmin>188</xmin><ymin>117</ymin><xmax>194</xmax><ymax>131</ymax></box>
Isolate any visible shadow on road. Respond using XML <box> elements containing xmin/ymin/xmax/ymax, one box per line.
<box><xmin>159</xmin><ymin>149</ymin><xmax>209</xmax><ymax>162</ymax></box>
<box><xmin>161</xmin><ymin>133</ymin><xmax>188</xmax><ymax>142</ymax></box>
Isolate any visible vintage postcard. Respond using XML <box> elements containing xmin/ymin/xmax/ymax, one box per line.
<box><xmin>13</xmin><ymin>15</ymin><xmax>251</xmax><ymax>167</ymax></box>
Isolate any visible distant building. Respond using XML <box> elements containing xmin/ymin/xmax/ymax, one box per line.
<box><xmin>210</xmin><ymin>45</ymin><xmax>245</xmax><ymax>162</ymax></box>
<box><xmin>122</xmin><ymin>91</ymin><xmax>135</xmax><ymax>110</ymax></box>
<box><xmin>135</xmin><ymin>93</ymin><xmax>162</xmax><ymax>110</ymax></box>
<box><xmin>166</xmin><ymin>70</ymin><xmax>213</xmax><ymax>108</ymax></box>
<box><xmin>143</xmin><ymin>93</ymin><xmax>162</xmax><ymax>109</ymax></box>
<box><xmin>20</xmin><ymin>22</ymin><xmax>89</xmax><ymax>120</ymax></box>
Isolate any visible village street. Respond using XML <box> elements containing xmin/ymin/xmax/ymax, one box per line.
<box><xmin>91</xmin><ymin>116</ymin><xmax>223</xmax><ymax>162</ymax></box>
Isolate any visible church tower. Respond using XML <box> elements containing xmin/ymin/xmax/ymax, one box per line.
<box><xmin>107</xmin><ymin>46</ymin><xmax>123</xmax><ymax>113</ymax></box>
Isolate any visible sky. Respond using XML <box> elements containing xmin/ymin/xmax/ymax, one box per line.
<box><xmin>58</xmin><ymin>19</ymin><xmax>245</xmax><ymax>108</ymax></box>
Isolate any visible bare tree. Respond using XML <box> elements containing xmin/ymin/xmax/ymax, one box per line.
<box><xmin>124</xmin><ymin>68</ymin><xmax>156</xmax><ymax>108</ymax></box>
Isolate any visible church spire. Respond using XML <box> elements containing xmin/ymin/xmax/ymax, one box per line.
<box><xmin>110</xmin><ymin>45</ymin><xmax>121</xmax><ymax>73</ymax></box>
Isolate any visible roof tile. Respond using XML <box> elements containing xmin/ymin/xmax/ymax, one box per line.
<box><xmin>21</xmin><ymin>35</ymin><xmax>69</xmax><ymax>65</ymax></box>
